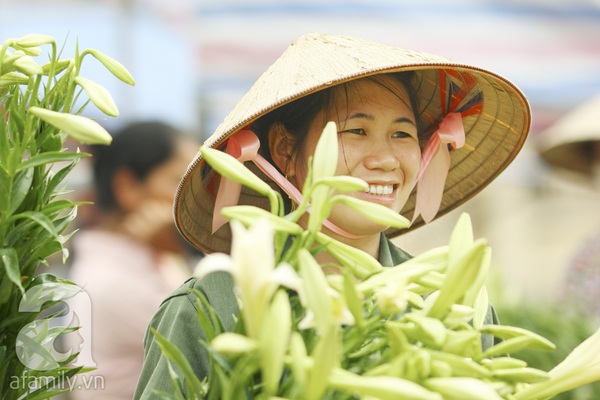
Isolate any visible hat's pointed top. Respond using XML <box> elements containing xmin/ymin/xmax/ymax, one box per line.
<box><xmin>208</xmin><ymin>33</ymin><xmax>455</xmax><ymax>148</ymax></box>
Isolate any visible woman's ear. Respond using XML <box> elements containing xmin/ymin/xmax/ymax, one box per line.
<box><xmin>268</xmin><ymin>123</ymin><xmax>296</xmax><ymax>177</ymax></box>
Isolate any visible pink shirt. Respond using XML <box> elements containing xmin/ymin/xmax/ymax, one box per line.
<box><xmin>65</xmin><ymin>229</ymin><xmax>189</xmax><ymax>400</ymax></box>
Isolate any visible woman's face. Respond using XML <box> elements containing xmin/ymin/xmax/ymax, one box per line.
<box><xmin>294</xmin><ymin>76</ymin><xmax>421</xmax><ymax>236</ymax></box>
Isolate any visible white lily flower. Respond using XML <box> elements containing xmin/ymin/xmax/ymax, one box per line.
<box><xmin>298</xmin><ymin>286</ymin><xmax>355</xmax><ymax>330</ymax></box>
<box><xmin>514</xmin><ymin>326</ymin><xmax>600</xmax><ymax>400</ymax></box>
<box><xmin>375</xmin><ymin>279</ymin><xmax>409</xmax><ymax>316</ymax></box>
<box><xmin>193</xmin><ymin>219</ymin><xmax>301</xmax><ymax>339</ymax></box>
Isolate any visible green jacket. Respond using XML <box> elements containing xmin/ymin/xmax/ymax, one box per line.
<box><xmin>134</xmin><ymin>236</ymin><xmax>499</xmax><ymax>399</ymax></box>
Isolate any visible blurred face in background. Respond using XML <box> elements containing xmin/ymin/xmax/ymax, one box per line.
<box><xmin>116</xmin><ymin>135</ymin><xmax>199</xmax><ymax>254</ymax></box>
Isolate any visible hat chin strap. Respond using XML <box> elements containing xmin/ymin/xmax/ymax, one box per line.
<box><xmin>212</xmin><ymin>129</ymin><xmax>366</xmax><ymax>239</ymax></box>
<box><xmin>411</xmin><ymin>112</ymin><xmax>465</xmax><ymax>224</ymax></box>
<box><xmin>214</xmin><ymin>113</ymin><xmax>466</xmax><ymax>241</ymax></box>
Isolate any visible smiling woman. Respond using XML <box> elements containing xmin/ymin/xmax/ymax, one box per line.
<box><xmin>134</xmin><ymin>33</ymin><xmax>531</xmax><ymax>399</ymax></box>
<box><xmin>260</xmin><ymin>74</ymin><xmax>423</xmax><ymax>257</ymax></box>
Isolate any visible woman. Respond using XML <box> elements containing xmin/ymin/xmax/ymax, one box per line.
<box><xmin>134</xmin><ymin>33</ymin><xmax>530</xmax><ymax>398</ymax></box>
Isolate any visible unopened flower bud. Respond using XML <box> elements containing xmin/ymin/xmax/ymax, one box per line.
<box><xmin>75</xmin><ymin>76</ymin><xmax>119</xmax><ymax>117</ymax></box>
<box><xmin>28</xmin><ymin>106</ymin><xmax>112</xmax><ymax>145</ymax></box>
<box><xmin>85</xmin><ymin>49</ymin><xmax>135</xmax><ymax>86</ymax></box>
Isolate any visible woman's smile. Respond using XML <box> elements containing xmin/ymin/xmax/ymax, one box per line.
<box><xmin>292</xmin><ymin>75</ymin><xmax>421</xmax><ymax>237</ymax></box>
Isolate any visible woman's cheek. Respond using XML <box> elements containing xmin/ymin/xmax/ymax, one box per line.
<box><xmin>400</xmin><ymin>144</ymin><xmax>422</xmax><ymax>181</ymax></box>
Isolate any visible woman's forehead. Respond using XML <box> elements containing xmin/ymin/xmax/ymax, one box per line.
<box><xmin>327</xmin><ymin>76</ymin><xmax>413</xmax><ymax>114</ymax></box>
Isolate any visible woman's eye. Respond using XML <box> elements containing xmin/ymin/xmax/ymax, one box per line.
<box><xmin>339</xmin><ymin>128</ymin><xmax>365</xmax><ymax>135</ymax></box>
<box><xmin>392</xmin><ymin>131</ymin><xmax>415</xmax><ymax>139</ymax></box>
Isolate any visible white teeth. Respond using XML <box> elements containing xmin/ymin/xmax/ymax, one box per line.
<box><xmin>365</xmin><ymin>185</ymin><xmax>393</xmax><ymax>195</ymax></box>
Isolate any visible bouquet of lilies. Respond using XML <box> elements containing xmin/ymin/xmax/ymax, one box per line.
<box><xmin>0</xmin><ymin>34</ymin><xmax>133</xmax><ymax>399</ymax></box>
<box><xmin>154</xmin><ymin>122</ymin><xmax>600</xmax><ymax>400</ymax></box>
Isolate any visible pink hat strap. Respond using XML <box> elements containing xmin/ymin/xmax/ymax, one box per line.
<box><xmin>411</xmin><ymin>112</ymin><xmax>465</xmax><ymax>224</ymax></box>
<box><xmin>410</xmin><ymin>69</ymin><xmax>483</xmax><ymax>224</ymax></box>
<box><xmin>212</xmin><ymin>129</ymin><xmax>365</xmax><ymax>239</ymax></box>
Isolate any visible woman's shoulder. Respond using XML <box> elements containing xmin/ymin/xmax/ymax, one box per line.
<box><xmin>160</xmin><ymin>271</ymin><xmax>235</xmax><ymax>306</ymax></box>
<box><xmin>154</xmin><ymin>271</ymin><xmax>239</xmax><ymax>332</ymax></box>
<box><xmin>379</xmin><ymin>233</ymin><xmax>413</xmax><ymax>266</ymax></box>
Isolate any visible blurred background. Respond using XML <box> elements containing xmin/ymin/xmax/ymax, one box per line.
<box><xmin>2</xmin><ymin>0</ymin><xmax>600</xmax><ymax>397</ymax></box>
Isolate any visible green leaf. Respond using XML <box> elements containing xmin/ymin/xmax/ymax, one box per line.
<box><xmin>0</xmin><ymin>166</ymin><xmax>11</xmax><ymax>216</ymax></box>
<box><xmin>25</xmin><ymin>366</ymin><xmax>84</xmax><ymax>400</ymax></box>
<box><xmin>41</xmin><ymin>199</ymin><xmax>78</xmax><ymax>220</ymax></box>
<box><xmin>0</xmin><ymin>273</ymin><xmax>15</xmax><ymax>305</ymax></box>
<box><xmin>17</xmin><ymin>151</ymin><xmax>88</xmax><ymax>172</ymax></box>
<box><xmin>10</xmin><ymin>210</ymin><xmax>58</xmax><ymax>237</ymax></box>
<box><xmin>0</xmin><ymin>247</ymin><xmax>24</xmax><ymax>293</ymax></box>
<box><xmin>10</xmin><ymin>167</ymin><xmax>33</xmax><ymax>214</ymax></box>
<box><xmin>44</xmin><ymin>162</ymin><xmax>79</xmax><ymax>202</ymax></box>
<box><xmin>191</xmin><ymin>289</ymin><xmax>223</xmax><ymax>341</ymax></box>
<box><xmin>152</xmin><ymin>329</ymin><xmax>205</xmax><ymax>398</ymax></box>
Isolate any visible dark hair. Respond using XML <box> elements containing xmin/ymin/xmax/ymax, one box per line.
<box><xmin>90</xmin><ymin>121</ymin><xmax>182</xmax><ymax>211</ymax></box>
<box><xmin>251</xmin><ymin>72</ymin><xmax>423</xmax><ymax>169</ymax></box>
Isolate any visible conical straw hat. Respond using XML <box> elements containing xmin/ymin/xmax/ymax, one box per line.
<box><xmin>536</xmin><ymin>94</ymin><xmax>600</xmax><ymax>174</ymax></box>
<box><xmin>175</xmin><ymin>33</ymin><xmax>531</xmax><ymax>254</ymax></box>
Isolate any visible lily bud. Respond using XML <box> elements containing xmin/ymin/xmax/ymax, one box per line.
<box><xmin>75</xmin><ymin>76</ymin><xmax>119</xmax><ymax>117</ymax></box>
<box><xmin>316</xmin><ymin>231</ymin><xmax>383</xmax><ymax>279</ymax></box>
<box><xmin>424</xmin><ymin>377</ymin><xmax>503</xmax><ymax>400</ymax></box>
<box><xmin>312</xmin><ymin>121</ymin><xmax>338</xmax><ymax>180</ymax></box>
<box><xmin>260</xmin><ymin>290</ymin><xmax>291</xmax><ymax>396</ymax></box>
<box><xmin>201</xmin><ymin>146</ymin><xmax>277</xmax><ymax>202</ymax></box>
<box><xmin>41</xmin><ymin>59</ymin><xmax>71</xmax><ymax>76</ymax></box>
<box><xmin>210</xmin><ymin>332</ymin><xmax>257</xmax><ymax>356</ymax></box>
<box><xmin>85</xmin><ymin>49</ymin><xmax>135</xmax><ymax>86</ymax></box>
<box><xmin>426</xmin><ymin>239</ymin><xmax>489</xmax><ymax>319</ymax></box>
<box><xmin>12</xmin><ymin>34</ymin><xmax>55</xmax><ymax>48</ymax></box>
<box><xmin>331</xmin><ymin>194</ymin><xmax>411</xmax><ymax>229</ymax></box>
<box><xmin>329</xmin><ymin>369</ymin><xmax>442</xmax><ymax>400</ymax></box>
<box><xmin>28</xmin><ymin>107</ymin><xmax>112</xmax><ymax>145</ymax></box>
<box><xmin>13</xmin><ymin>55</ymin><xmax>43</xmax><ymax>76</ymax></box>
<box><xmin>314</xmin><ymin>176</ymin><xmax>368</xmax><ymax>193</ymax></box>
<box><xmin>307</xmin><ymin>121</ymin><xmax>338</xmax><ymax>233</ymax></box>
<box><xmin>0</xmin><ymin>72</ymin><xmax>29</xmax><ymax>87</ymax></box>
<box><xmin>221</xmin><ymin>205</ymin><xmax>303</xmax><ymax>235</ymax></box>
<box><xmin>375</xmin><ymin>280</ymin><xmax>409</xmax><ymax>316</ymax></box>
<box><xmin>298</xmin><ymin>248</ymin><xmax>334</xmax><ymax>333</ymax></box>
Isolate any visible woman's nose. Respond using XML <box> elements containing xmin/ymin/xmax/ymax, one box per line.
<box><xmin>363</xmin><ymin>139</ymin><xmax>400</xmax><ymax>171</ymax></box>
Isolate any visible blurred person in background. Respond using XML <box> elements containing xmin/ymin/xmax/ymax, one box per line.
<box><xmin>536</xmin><ymin>94</ymin><xmax>600</xmax><ymax>321</ymax></box>
<box><xmin>65</xmin><ymin>121</ymin><xmax>201</xmax><ymax>400</ymax></box>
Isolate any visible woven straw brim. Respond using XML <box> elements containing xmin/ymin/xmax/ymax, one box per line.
<box><xmin>537</xmin><ymin>94</ymin><xmax>600</xmax><ymax>174</ymax></box>
<box><xmin>175</xmin><ymin>33</ymin><xmax>531</xmax><ymax>254</ymax></box>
